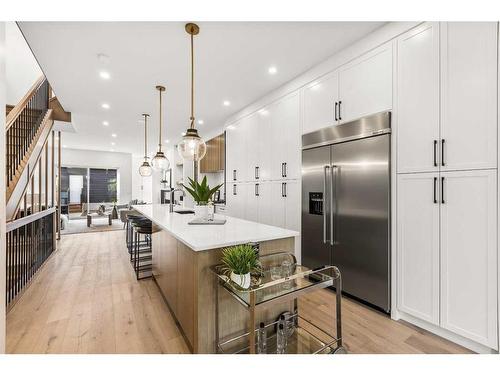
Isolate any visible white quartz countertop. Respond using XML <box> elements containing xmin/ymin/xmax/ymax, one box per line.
<box><xmin>132</xmin><ymin>204</ymin><xmax>299</xmax><ymax>252</ymax></box>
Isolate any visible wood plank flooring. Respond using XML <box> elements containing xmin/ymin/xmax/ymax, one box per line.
<box><xmin>6</xmin><ymin>230</ymin><xmax>471</xmax><ymax>354</ymax></box>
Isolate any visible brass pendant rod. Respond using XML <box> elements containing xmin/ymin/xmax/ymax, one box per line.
<box><xmin>143</xmin><ymin>114</ymin><xmax>149</xmax><ymax>159</ymax></box>
<box><xmin>190</xmin><ymin>32</ymin><xmax>195</xmax><ymax>129</ymax></box>
<box><xmin>158</xmin><ymin>89</ymin><xmax>163</xmax><ymax>151</ymax></box>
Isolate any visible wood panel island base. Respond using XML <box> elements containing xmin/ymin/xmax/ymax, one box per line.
<box><xmin>133</xmin><ymin>204</ymin><xmax>299</xmax><ymax>353</ymax></box>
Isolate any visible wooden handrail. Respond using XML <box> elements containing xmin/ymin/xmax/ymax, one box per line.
<box><xmin>5</xmin><ymin>75</ymin><xmax>46</xmax><ymax>130</ymax></box>
<box><xmin>6</xmin><ymin>207</ymin><xmax>56</xmax><ymax>232</ymax></box>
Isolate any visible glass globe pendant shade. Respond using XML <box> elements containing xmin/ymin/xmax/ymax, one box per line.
<box><xmin>178</xmin><ymin>128</ymin><xmax>207</xmax><ymax>161</ymax></box>
<box><xmin>138</xmin><ymin>160</ymin><xmax>153</xmax><ymax>177</ymax></box>
<box><xmin>151</xmin><ymin>150</ymin><xmax>170</xmax><ymax>171</ymax></box>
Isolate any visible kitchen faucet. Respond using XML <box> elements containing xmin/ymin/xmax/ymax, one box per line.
<box><xmin>169</xmin><ymin>188</ymin><xmax>185</xmax><ymax>213</ymax></box>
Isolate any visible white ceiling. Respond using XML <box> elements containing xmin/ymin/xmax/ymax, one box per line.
<box><xmin>18</xmin><ymin>22</ymin><xmax>384</xmax><ymax>155</ymax></box>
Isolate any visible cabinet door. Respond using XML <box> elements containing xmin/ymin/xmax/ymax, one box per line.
<box><xmin>257</xmin><ymin>108</ymin><xmax>272</xmax><ymax>181</ymax></box>
<box><xmin>257</xmin><ymin>182</ymin><xmax>274</xmax><ymax>225</ymax></box>
<box><xmin>225</xmin><ymin>121</ymin><xmax>244</xmax><ymax>182</ymax></box>
<box><xmin>245</xmin><ymin>182</ymin><xmax>259</xmax><ymax>222</ymax></box>
<box><xmin>397</xmin><ymin>173</ymin><xmax>440</xmax><ymax>324</ymax></box>
<box><xmin>397</xmin><ymin>23</ymin><xmax>440</xmax><ymax>173</ymax></box>
<box><xmin>226</xmin><ymin>182</ymin><xmax>245</xmax><ymax>218</ymax></box>
<box><xmin>244</xmin><ymin>114</ymin><xmax>259</xmax><ymax>182</ymax></box>
<box><xmin>440</xmin><ymin>22</ymin><xmax>498</xmax><ymax>171</ymax></box>
<box><xmin>270</xmin><ymin>92</ymin><xmax>301</xmax><ymax>180</ymax></box>
<box><xmin>283</xmin><ymin>180</ymin><xmax>300</xmax><ymax>232</ymax></box>
<box><xmin>440</xmin><ymin>169</ymin><xmax>498</xmax><ymax>349</ymax></box>
<box><xmin>303</xmin><ymin>70</ymin><xmax>339</xmax><ymax>135</ymax></box>
<box><xmin>338</xmin><ymin>42</ymin><xmax>393</xmax><ymax>124</ymax></box>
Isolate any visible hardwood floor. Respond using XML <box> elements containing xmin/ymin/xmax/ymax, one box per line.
<box><xmin>6</xmin><ymin>230</ymin><xmax>189</xmax><ymax>354</ymax></box>
<box><xmin>6</xmin><ymin>230</ymin><xmax>471</xmax><ymax>354</ymax></box>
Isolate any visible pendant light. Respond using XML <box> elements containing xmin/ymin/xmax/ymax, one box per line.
<box><xmin>138</xmin><ymin>113</ymin><xmax>153</xmax><ymax>177</ymax></box>
<box><xmin>151</xmin><ymin>85</ymin><xmax>170</xmax><ymax>171</ymax></box>
<box><xmin>178</xmin><ymin>23</ymin><xmax>207</xmax><ymax>161</ymax></box>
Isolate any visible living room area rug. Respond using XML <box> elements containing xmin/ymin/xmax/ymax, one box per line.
<box><xmin>61</xmin><ymin>218</ymin><xmax>125</xmax><ymax>235</ymax></box>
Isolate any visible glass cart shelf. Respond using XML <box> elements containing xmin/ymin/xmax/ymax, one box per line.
<box><xmin>211</xmin><ymin>252</ymin><xmax>345</xmax><ymax>354</ymax></box>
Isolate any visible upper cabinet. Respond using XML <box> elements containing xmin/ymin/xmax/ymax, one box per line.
<box><xmin>303</xmin><ymin>71</ymin><xmax>339</xmax><ymax>135</ymax></box>
<box><xmin>440</xmin><ymin>22</ymin><xmax>498</xmax><ymax>171</ymax></box>
<box><xmin>302</xmin><ymin>43</ymin><xmax>393</xmax><ymax>135</ymax></box>
<box><xmin>225</xmin><ymin>120</ymin><xmax>247</xmax><ymax>182</ymax></box>
<box><xmin>338</xmin><ymin>42</ymin><xmax>393</xmax><ymax>124</ymax></box>
<box><xmin>200</xmin><ymin>133</ymin><xmax>225</xmax><ymax>173</ymax></box>
<box><xmin>396</xmin><ymin>22</ymin><xmax>441</xmax><ymax>174</ymax></box>
<box><xmin>397</xmin><ymin>22</ymin><xmax>498</xmax><ymax>174</ymax></box>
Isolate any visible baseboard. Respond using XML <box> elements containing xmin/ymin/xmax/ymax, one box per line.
<box><xmin>395</xmin><ymin>310</ymin><xmax>498</xmax><ymax>354</ymax></box>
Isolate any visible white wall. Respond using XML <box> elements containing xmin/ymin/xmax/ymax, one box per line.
<box><xmin>5</xmin><ymin>22</ymin><xmax>42</xmax><ymax>105</ymax></box>
<box><xmin>0</xmin><ymin>21</ymin><xmax>7</xmax><ymax>354</ymax></box>
<box><xmin>61</xmin><ymin>148</ymin><xmax>132</xmax><ymax>204</ymax></box>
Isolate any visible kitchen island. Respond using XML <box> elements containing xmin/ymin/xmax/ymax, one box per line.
<box><xmin>133</xmin><ymin>204</ymin><xmax>299</xmax><ymax>353</ymax></box>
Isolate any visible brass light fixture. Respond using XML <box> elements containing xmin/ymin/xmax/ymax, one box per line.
<box><xmin>178</xmin><ymin>22</ymin><xmax>207</xmax><ymax>162</ymax></box>
<box><xmin>151</xmin><ymin>85</ymin><xmax>170</xmax><ymax>171</ymax></box>
<box><xmin>138</xmin><ymin>113</ymin><xmax>153</xmax><ymax>177</ymax></box>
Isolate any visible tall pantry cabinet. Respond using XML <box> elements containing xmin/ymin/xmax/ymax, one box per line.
<box><xmin>396</xmin><ymin>22</ymin><xmax>498</xmax><ymax>350</ymax></box>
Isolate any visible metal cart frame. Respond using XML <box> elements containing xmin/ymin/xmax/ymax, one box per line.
<box><xmin>211</xmin><ymin>252</ymin><xmax>345</xmax><ymax>354</ymax></box>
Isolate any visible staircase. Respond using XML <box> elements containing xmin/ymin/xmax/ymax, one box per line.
<box><xmin>5</xmin><ymin>77</ymin><xmax>54</xmax><ymax>221</ymax></box>
<box><xmin>4</xmin><ymin>76</ymin><xmax>71</xmax><ymax>307</ymax></box>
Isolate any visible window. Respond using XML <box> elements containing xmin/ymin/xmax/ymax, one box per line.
<box><xmin>89</xmin><ymin>168</ymin><xmax>117</xmax><ymax>203</ymax></box>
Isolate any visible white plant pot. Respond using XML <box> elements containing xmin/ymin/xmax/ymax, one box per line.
<box><xmin>194</xmin><ymin>204</ymin><xmax>208</xmax><ymax>219</ymax></box>
<box><xmin>230</xmin><ymin>271</ymin><xmax>251</xmax><ymax>289</ymax></box>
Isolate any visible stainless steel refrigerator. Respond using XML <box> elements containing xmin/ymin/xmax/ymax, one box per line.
<box><xmin>301</xmin><ymin>112</ymin><xmax>391</xmax><ymax>312</ymax></box>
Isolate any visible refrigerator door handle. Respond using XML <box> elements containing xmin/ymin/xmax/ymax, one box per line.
<box><xmin>330</xmin><ymin>165</ymin><xmax>338</xmax><ymax>246</ymax></box>
<box><xmin>323</xmin><ymin>165</ymin><xmax>330</xmax><ymax>244</ymax></box>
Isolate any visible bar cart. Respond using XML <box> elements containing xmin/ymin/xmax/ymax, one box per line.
<box><xmin>211</xmin><ymin>252</ymin><xmax>346</xmax><ymax>354</ymax></box>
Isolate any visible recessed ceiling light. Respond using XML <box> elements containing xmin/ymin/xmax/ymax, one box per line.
<box><xmin>110</xmin><ymin>149</ymin><xmax>115</xmax><ymax>152</ymax></box>
<box><xmin>111</xmin><ymin>142</ymin><xmax>115</xmax><ymax>146</ymax></box>
<box><xmin>102</xmin><ymin>121</ymin><xmax>109</xmax><ymax>126</ymax></box>
<box><xmin>223</xmin><ymin>100</ymin><xmax>231</xmax><ymax>107</ymax></box>
<box><xmin>258</xmin><ymin>109</ymin><xmax>269</xmax><ymax>116</ymax></box>
<box><xmin>99</xmin><ymin>71</ymin><xmax>111</xmax><ymax>80</ymax></box>
<box><xmin>226</xmin><ymin>125</ymin><xmax>235</xmax><ymax>130</ymax></box>
<box><xmin>197</xmin><ymin>119</ymin><xmax>204</xmax><ymax>125</ymax></box>
<box><xmin>111</xmin><ymin>133</ymin><xmax>117</xmax><ymax>138</ymax></box>
<box><xmin>268</xmin><ymin>66</ymin><xmax>277</xmax><ymax>75</ymax></box>
<box><xmin>101</xmin><ymin>103</ymin><xmax>110</xmax><ymax>109</ymax></box>
<box><xmin>165</xmin><ymin>139</ymin><xmax>170</xmax><ymax>143</ymax></box>
<box><xmin>63</xmin><ymin>145</ymin><xmax>67</xmax><ymax>148</ymax></box>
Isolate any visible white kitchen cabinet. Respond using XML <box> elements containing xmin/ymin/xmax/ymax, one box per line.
<box><xmin>440</xmin><ymin>22</ymin><xmax>498</xmax><ymax>171</ymax></box>
<box><xmin>245</xmin><ymin>182</ymin><xmax>260</xmax><ymax>222</ymax></box>
<box><xmin>226</xmin><ymin>182</ymin><xmax>246</xmax><ymax>219</ymax></box>
<box><xmin>244</xmin><ymin>114</ymin><xmax>260</xmax><ymax>182</ymax></box>
<box><xmin>440</xmin><ymin>169</ymin><xmax>498</xmax><ymax>349</ymax></box>
<box><xmin>303</xmin><ymin>70</ymin><xmax>339</xmax><ymax>135</ymax></box>
<box><xmin>270</xmin><ymin>92</ymin><xmax>301</xmax><ymax>180</ymax></box>
<box><xmin>338</xmin><ymin>42</ymin><xmax>393</xmax><ymax>124</ymax></box>
<box><xmin>225</xmin><ymin>120</ymin><xmax>247</xmax><ymax>183</ymax></box>
<box><xmin>397</xmin><ymin>173</ymin><xmax>440</xmax><ymax>325</ymax></box>
<box><xmin>397</xmin><ymin>22</ymin><xmax>440</xmax><ymax>174</ymax></box>
<box><xmin>283</xmin><ymin>180</ymin><xmax>300</xmax><ymax>231</ymax></box>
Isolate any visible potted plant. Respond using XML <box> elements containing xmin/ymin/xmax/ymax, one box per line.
<box><xmin>220</xmin><ymin>244</ymin><xmax>261</xmax><ymax>289</ymax></box>
<box><xmin>182</xmin><ymin>176</ymin><xmax>223</xmax><ymax>219</ymax></box>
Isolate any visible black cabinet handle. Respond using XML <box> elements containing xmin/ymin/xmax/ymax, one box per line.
<box><xmin>433</xmin><ymin>177</ymin><xmax>437</xmax><ymax>204</ymax></box>
<box><xmin>233</xmin><ymin>184</ymin><xmax>236</xmax><ymax>195</ymax></box>
<box><xmin>281</xmin><ymin>182</ymin><xmax>285</xmax><ymax>197</ymax></box>
<box><xmin>338</xmin><ymin>101</ymin><xmax>342</xmax><ymax>121</ymax></box>
<box><xmin>284</xmin><ymin>162</ymin><xmax>287</xmax><ymax>178</ymax></box>
<box><xmin>281</xmin><ymin>163</ymin><xmax>285</xmax><ymax>177</ymax></box>
<box><xmin>255</xmin><ymin>183</ymin><xmax>259</xmax><ymax>196</ymax></box>
<box><xmin>441</xmin><ymin>177</ymin><xmax>445</xmax><ymax>204</ymax></box>
<box><xmin>283</xmin><ymin>182</ymin><xmax>287</xmax><ymax>197</ymax></box>
<box><xmin>255</xmin><ymin>166</ymin><xmax>259</xmax><ymax>179</ymax></box>
<box><xmin>433</xmin><ymin>140</ymin><xmax>437</xmax><ymax>167</ymax></box>
<box><xmin>441</xmin><ymin>139</ymin><xmax>445</xmax><ymax>167</ymax></box>
<box><xmin>334</xmin><ymin>102</ymin><xmax>338</xmax><ymax>121</ymax></box>
<box><xmin>233</xmin><ymin>169</ymin><xmax>236</xmax><ymax>181</ymax></box>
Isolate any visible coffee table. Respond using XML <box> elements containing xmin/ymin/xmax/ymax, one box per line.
<box><xmin>87</xmin><ymin>212</ymin><xmax>113</xmax><ymax>227</ymax></box>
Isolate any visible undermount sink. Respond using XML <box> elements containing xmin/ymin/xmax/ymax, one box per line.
<box><xmin>174</xmin><ymin>210</ymin><xmax>195</xmax><ymax>214</ymax></box>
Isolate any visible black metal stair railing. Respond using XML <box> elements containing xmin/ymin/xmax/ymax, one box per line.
<box><xmin>5</xmin><ymin>77</ymin><xmax>49</xmax><ymax>186</ymax></box>
<box><xmin>5</xmin><ymin>209</ymin><xmax>55</xmax><ymax>307</ymax></box>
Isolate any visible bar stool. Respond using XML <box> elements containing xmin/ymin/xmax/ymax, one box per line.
<box><xmin>132</xmin><ymin>220</ymin><xmax>160</xmax><ymax>280</ymax></box>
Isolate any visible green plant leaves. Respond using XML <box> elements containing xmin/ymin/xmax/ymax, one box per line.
<box><xmin>182</xmin><ymin>176</ymin><xmax>224</xmax><ymax>204</ymax></box>
<box><xmin>220</xmin><ymin>244</ymin><xmax>261</xmax><ymax>275</ymax></box>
